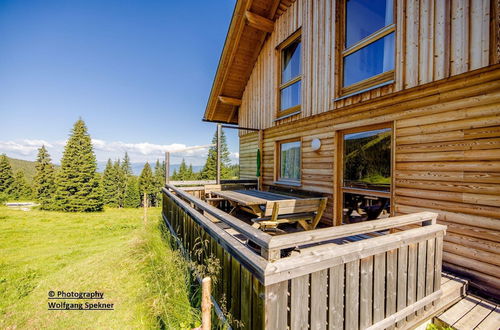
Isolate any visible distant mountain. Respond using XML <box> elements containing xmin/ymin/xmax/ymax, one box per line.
<box><xmin>96</xmin><ymin>162</ymin><xmax>203</xmax><ymax>176</ymax></box>
<box><xmin>6</xmin><ymin>156</ymin><xmax>60</xmax><ymax>182</ymax></box>
<box><xmin>6</xmin><ymin>157</ymin><xmax>204</xmax><ymax>181</ymax></box>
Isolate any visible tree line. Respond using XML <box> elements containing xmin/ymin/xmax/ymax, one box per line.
<box><xmin>0</xmin><ymin>119</ymin><xmax>239</xmax><ymax>212</ymax></box>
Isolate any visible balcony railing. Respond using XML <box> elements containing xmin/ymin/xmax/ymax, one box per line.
<box><xmin>162</xmin><ymin>181</ymin><xmax>446</xmax><ymax>329</ymax></box>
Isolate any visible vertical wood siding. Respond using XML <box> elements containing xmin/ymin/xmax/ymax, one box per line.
<box><xmin>238</xmin><ymin>0</ymin><xmax>494</xmax><ymax>132</ymax></box>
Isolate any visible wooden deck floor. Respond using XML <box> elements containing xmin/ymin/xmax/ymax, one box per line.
<box><xmin>435</xmin><ymin>294</ymin><xmax>499</xmax><ymax>329</ymax></box>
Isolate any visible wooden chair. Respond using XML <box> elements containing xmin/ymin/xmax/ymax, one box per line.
<box><xmin>203</xmin><ymin>184</ymin><xmax>225</xmax><ymax>207</ymax></box>
<box><xmin>252</xmin><ymin>197</ymin><xmax>328</xmax><ymax>231</ymax></box>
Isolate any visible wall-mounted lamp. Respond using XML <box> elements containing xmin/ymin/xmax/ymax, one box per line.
<box><xmin>311</xmin><ymin>138</ymin><xmax>321</xmax><ymax>151</ymax></box>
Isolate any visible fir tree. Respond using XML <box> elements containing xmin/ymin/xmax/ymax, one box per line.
<box><xmin>171</xmin><ymin>169</ymin><xmax>178</xmax><ymax>180</ymax></box>
<box><xmin>122</xmin><ymin>152</ymin><xmax>132</xmax><ymax>176</ymax></box>
<box><xmin>178</xmin><ymin>159</ymin><xmax>189</xmax><ymax>181</ymax></box>
<box><xmin>123</xmin><ymin>176</ymin><xmax>140</xmax><ymax>208</ymax></box>
<box><xmin>138</xmin><ymin>162</ymin><xmax>156</xmax><ymax>206</ymax></box>
<box><xmin>200</xmin><ymin>130</ymin><xmax>231</xmax><ymax>179</ymax></box>
<box><xmin>102</xmin><ymin>159</ymin><xmax>119</xmax><ymax>207</ymax></box>
<box><xmin>114</xmin><ymin>160</ymin><xmax>127</xmax><ymax>207</ymax></box>
<box><xmin>11</xmin><ymin>171</ymin><xmax>33</xmax><ymax>200</ymax></box>
<box><xmin>0</xmin><ymin>154</ymin><xmax>14</xmax><ymax>195</ymax></box>
<box><xmin>154</xmin><ymin>159</ymin><xmax>165</xmax><ymax>206</ymax></box>
<box><xmin>53</xmin><ymin>119</ymin><xmax>104</xmax><ymax>212</ymax></box>
<box><xmin>34</xmin><ymin>146</ymin><xmax>56</xmax><ymax>209</ymax></box>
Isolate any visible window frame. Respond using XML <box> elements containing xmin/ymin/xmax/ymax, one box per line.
<box><xmin>276</xmin><ymin>29</ymin><xmax>302</xmax><ymax>119</ymax></box>
<box><xmin>274</xmin><ymin>138</ymin><xmax>302</xmax><ymax>186</ymax></box>
<box><xmin>335</xmin><ymin>122</ymin><xmax>394</xmax><ymax>224</ymax></box>
<box><xmin>337</xmin><ymin>0</ymin><xmax>396</xmax><ymax>97</ymax></box>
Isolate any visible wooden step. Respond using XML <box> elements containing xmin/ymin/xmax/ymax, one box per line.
<box><xmin>403</xmin><ymin>272</ymin><xmax>468</xmax><ymax>329</ymax></box>
<box><xmin>435</xmin><ymin>294</ymin><xmax>499</xmax><ymax>329</ymax></box>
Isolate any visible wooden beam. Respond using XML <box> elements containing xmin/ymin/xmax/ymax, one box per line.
<box><xmin>245</xmin><ymin>11</ymin><xmax>275</xmax><ymax>33</ymax></box>
<box><xmin>216</xmin><ymin>124</ymin><xmax>221</xmax><ymax>184</ymax></box>
<box><xmin>218</xmin><ymin>95</ymin><xmax>242</xmax><ymax>106</ymax></box>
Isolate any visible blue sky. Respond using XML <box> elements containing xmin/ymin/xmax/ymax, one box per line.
<box><xmin>0</xmin><ymin>0</ymin><xmax>239</xmax><ymax>166</ymax></box>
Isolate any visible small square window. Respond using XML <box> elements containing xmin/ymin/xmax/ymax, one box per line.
<box><xmin>277</xmin><ymin>140</ymin><xmax>301</xmax><ymax>183</ymax></box>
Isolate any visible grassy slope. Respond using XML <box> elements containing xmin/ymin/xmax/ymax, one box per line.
<box><xmin>7</xmin><ymin>157</ymin><xmax>39</xmax><ymax>182</ymax></box>
<box><xmin>0</xmin><ymin>207</ymin><xmax>198</xmax><ymax>329</ymax></box>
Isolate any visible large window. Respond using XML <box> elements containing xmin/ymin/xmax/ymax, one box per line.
<box><xmin>277</xmin><ymin>140</ymin><xmax>301</xmax><ymax>183</ymax></box>
<box><xmin>341</xmin><ymin>0</ymin><xmax>395</xmax><ymax>95</ymax></box>
<box><xmin>278</xmin><ymin>31</ymin><xmax>301</xmax><ymax>117</ymax></box>
<box><xmin>340</xmin><ymin>125</ymin><xmax>392</xmax><ymax>223</ymax></box>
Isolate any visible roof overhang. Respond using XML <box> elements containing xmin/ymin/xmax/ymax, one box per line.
<box><xmin>203</xmin><ymin>0</ymin><xmax>294</xmax><ymax>124</ymax></box>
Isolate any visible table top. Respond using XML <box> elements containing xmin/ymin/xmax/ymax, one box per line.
<box><xmin>212</xmin><ymin>189</ymin><xmax>297</xmax><ymax>206</ymax></box>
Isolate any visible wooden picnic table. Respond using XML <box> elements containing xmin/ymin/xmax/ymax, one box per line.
<box><xmin>211</xmin><ymin>189</ymin><xmax>297</xmax><ymax>217</ymax></box>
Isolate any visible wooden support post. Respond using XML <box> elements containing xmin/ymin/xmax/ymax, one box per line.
<box><xmin>258</xmin><ymin>130</ymin><xmax>263</xmax><ymax>191</ymax></box>
<box><xmin>201</xmin><ymin>277</ymin><xmax>212</xmax><ymax>330</ymax></box>
<box><xmin>216</xmin><ymin>124</ymin><xmax>221</xmax><ymax>184</ymax></box>
<box><xmin>165</xmin><ymin>152</ymin><xmax>170</xmax><ymax>185</ymax></box>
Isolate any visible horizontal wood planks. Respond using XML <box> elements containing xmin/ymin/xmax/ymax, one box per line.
<box><xmin>393</xmin><ymin>70</ymin><xmax>500</xmax><ymax>297</ymax></box>
<box><xmin>239</xmin><ymin>132</ymin><xmax>259</xmax><ymax>179</ymax></box>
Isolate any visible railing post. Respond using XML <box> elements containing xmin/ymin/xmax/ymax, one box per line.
<box><xmin>201</xmin><ymin>277</ymin><xmax>212</xmax><ymax>330</ymax></box>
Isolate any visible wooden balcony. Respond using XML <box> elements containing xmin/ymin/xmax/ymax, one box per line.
<box><xmin>161</xmin><ymin>181</ymin><xmax>450</xmax><ymax>329</ymax></box>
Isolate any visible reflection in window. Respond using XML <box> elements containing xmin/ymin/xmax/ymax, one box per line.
<box><xmin>342</xmin><ymin>0</ymin><xmax>395</xmax><ymax>91</ymax></box>
<box><xmin>280</xmin><ymin>80</ymin><xmax>301</xmax><ymax>111</ymax></box>
<box><xmin>343</xmin><ymin>33</ymin><xmax>395</xmax><ymax>86</ymax></box>
<box><xmin>279</xmin><ymin>141</ymin><xmax>301</xmax><ymax>182</ymax></box>
<box><xmin>282</xmin><ymin>40</ymin><xmax>301</xmax><ymax>83</ymax></box>
<box><xmin>346</xmin><ymin>0</ymin><xmax>394</xmax><ymax>48</ymax></box>
<box><xmin>342</xmin><ymin>128</ymin><xmax>391</xmax><ymax>223</ymax></box>
<box><xmin>279</xmin><ymin>36</ymin><xmax>301</xmax><ymax>114</ymax></box>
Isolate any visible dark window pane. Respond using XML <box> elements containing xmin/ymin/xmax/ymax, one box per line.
<box><xmin>282</xmin><ymin>40</ymin><xmax>301</xmax><ymax>83</ymax></box>
<box><xmin>280</xmin><ymin>141</ymin><xmax>301</xmax><ymax>181</ymax></box>
<box><xmin>342</xmin><ymin>192</ymin><xmax>390</xmax><ymax>224</ymax></box>
<box><xmin>343</xmin><ymin>32</ymin><xmax>394</xmax><ymax>86</ymax></box>
<box><xmin>346</xmin><ymin>0</ymin><xmax>394</xmax><ymax>48</ymax></box>
<box><xmin>343</xmin><ymin>128</ymin><xmax>391</xmax><ymax>190</ymax></box>
<box><xmin>280</xmin><ymin>80</ymin><xmax>301</xmax><ymax>111</ymax></box>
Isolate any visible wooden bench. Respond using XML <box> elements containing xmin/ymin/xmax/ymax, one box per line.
<box><xmin>251</xmin><ymin>197</ymin><xmax>328</xmax><ymax>231</ymax></box>
<box><xmin>203</xmin><ymin>184</ymin><xmax>226</xmax><ymax>207</ymax></box>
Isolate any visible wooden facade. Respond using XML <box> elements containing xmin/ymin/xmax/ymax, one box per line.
<box><xmin>204</xmin><ymin>0</ymin><xmax>500</xmax><ymax>303</ymax></box>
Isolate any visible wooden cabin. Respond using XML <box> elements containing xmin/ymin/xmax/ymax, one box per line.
<box><xmin>203</xmin><ymin>0</ymin><xmax>500</xmax><ymax>303</ymax></box>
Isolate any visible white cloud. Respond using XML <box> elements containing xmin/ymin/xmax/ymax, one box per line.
<box><xmin>0</xmin><ymin>138</ymin><xmax>226</xmax><ymax>166</ymax></box>
<box><xmin>0</xmin><ymin>139</ymin><xmax>52</xmax><ymax>155</ymax></box>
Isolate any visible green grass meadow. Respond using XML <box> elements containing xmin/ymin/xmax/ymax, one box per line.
<box><xmin>0</xmin><ymin>206</ymin><xmax>199</xmax><ymax>329</ymax></box>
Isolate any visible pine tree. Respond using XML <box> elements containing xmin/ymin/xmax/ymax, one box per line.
<box><xmin>34</xmin><ymin>146</ymin><xmax>56</xmax><ymax>209</ymax></box>
<box><xmin>200</xmin><ymin>130</ymin><xmax>231</xmax><ymax>179</ymax></box>
<box><xmin>102</xmin><ymin>159</ymin><xmax>119</xmax><ymax>207</ymax></box>
<box><xmin>178</xmin><ymin>159</ymin><xmax>188</xmax><ymax>181</ymax></box>
<box><xmin>0</xmin><ymin>154</ymin><xmax>14</xmax><ymax>195</ymax></box>
<box><xmin>123</xmin><ymin>175</ymin><xmax>140</xmax><ymax>208</ymax></box>
<box><xmin>122</xmin><ymin>152</ymin><xmax>132</xmax><ymax>176</ymax></box>
<box><xmin>114</xmin><ymin>160</ymin><xmax>127</xmax><ymax>207</ymax></box>
<box><xmin>154</xmin><ymin>159</ymin><xmax>165</xmax><ymax>206</ymax></box>
<box><xmin>138</xmin><ymin>162</ymin><xmax>156</xmax><ymax>207</ymax></box>
<box><xmin>53</xmin><ymin>119</ymin><xmax>104</xmax><ymax>212</ymax></box>
<box><xmin>171</xmin><ymin>169</ymin><xmax>178</xmax><ymax>180</ymax></box>
<box><xmin>11</xmin><ymin>171</ymin><xmax>33</xmax><ymax>200</ymax></box>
